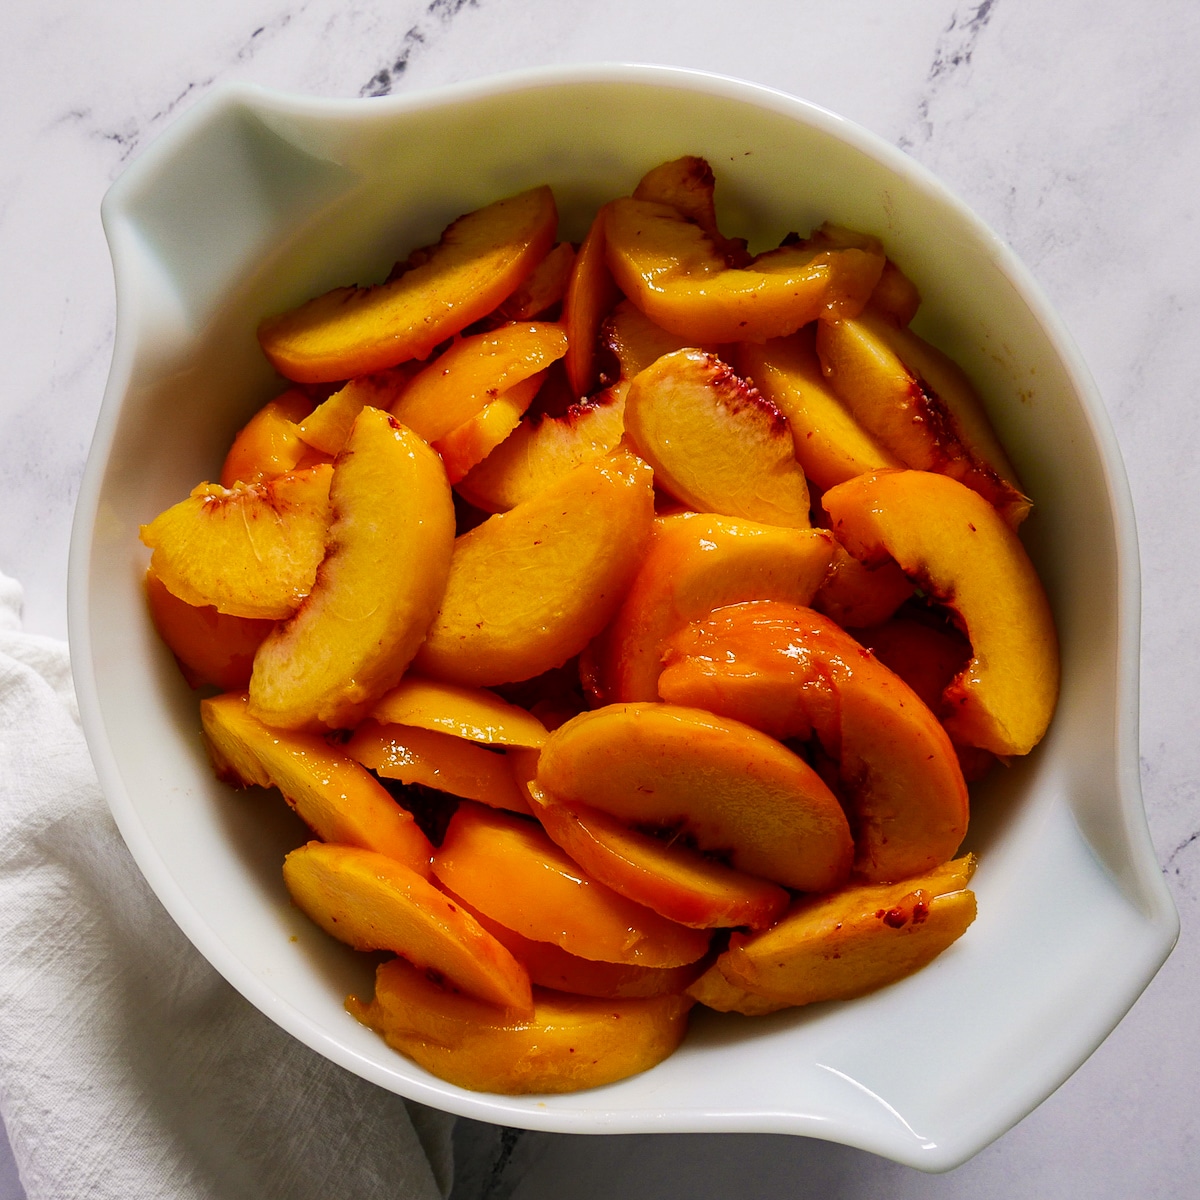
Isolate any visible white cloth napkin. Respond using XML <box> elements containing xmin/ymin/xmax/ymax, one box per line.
<box><xmin>0</xmin><ymin>573</ymin><xmax>454</xmax><ymax>1199</ymax></box>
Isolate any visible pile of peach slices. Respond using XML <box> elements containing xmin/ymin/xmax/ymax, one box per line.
<box><xmin>140</xmin><ymin>157</ymin><xmax>1060</xmax><ymax>1095</ymax></box>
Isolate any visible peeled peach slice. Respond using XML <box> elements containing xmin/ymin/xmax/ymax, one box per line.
<box><xmin>869</xmin><ymin>260</ymin><xmax>921</xmax><ymax>326</ymax></box>
<box><xmin>220</xmin><ymin>389</ymin><xmax>315</xmax><ymax>486</ymax></box>
<box><xmin>432</xmin><ymin>371</ymin><xmax>544</xmax><ymax>484</ymax></box>
<box><xmin>248</xmin><ymin>407</ymin><xmax>454</xmax><ymax>730</ymax></box>
<box><xmin>601</xmin><ymin>300</ymin><xmax>713</xmax><ymax>381</ymax></box>
<box><xmin>822</xmin><ymin>469</ymin><xmax>1059</xmax><ymax>755</ymax></box>
<box><xmin>200</xmin><ymin>692</ymin><xmax>433</xmax><ymax>873</ymax></box>
<box><xmin>686</xmin><ymin>964</ymin><xmax>791</xmax><ymax>1016</ymax></box>
<box><xmin>140</xmin><ymin>465</ymin><xmax>333</xmax><ymax>620</ymax></box>
<box><xmin>371</xmin><ymin>677</ymin><xmax>548</xmax><ymax>748</ymax></box>
<box><xmin>432</xmin><ymin>803</ymin><xmax>710</xmax><ymax>967</ymax></box>
<box><xmin>857</xmin><ymin>614</ymin><xmax>973</xmax><ymax>713</ymax></box>
<box><xmin>347</xmin><ymin>958</ymin><xmax>692</xmax><ymax>1094</ymax></box>
<box><xmin>562</xmin><ymin>204</ymin><xmax>622</xmax><ymax>398</ymax></box>
<box><xmin>632</xmin><ymin>155</ymin><xmax>749</xmax><ymax>266</ymax></box>
<box><xmin>258</xmin><ymin>186</ymin><xmax>558</xmax><ymax>382</ymax></box>
<box><xmin>494</xmin><ymin>241</ymin><xmax>576</xmax><ymax>321</ymax></box>
<box><xmin>604</xmin><ymin>512</ymin><xmax>835</xmax><ymax>702</ymax></box>
<box><xmin>536</xmin><ymin>703</ymin><xmax>853</xmax><ymax>893</ymax></box>
<box><xmin>415</xmin><ymin>449</ymin><xmax>654</xmax><ymax>687</ymax></box>
<box><xmin>283</xmin><ymin>842</ymin><xmax>532</xmax><ymax>1013</ymax></box>
<box><xmin>623</xmin><ymin>349</ymin><xmax>811</xmax><ymax>527</ymax></box>
<box><xmin>294</xmin><ymin>363</ymin><xmax>420</xmax><ymax>457</ymax></box>
<box><xmin>659</xmin><ymin>601</ymin><xmax>969</xmax><ymax>883</ymax></box>
<box><xmin>811</xmin><ymin>542</ymin><xmax>914</xmax><ymax>628</ymax></box>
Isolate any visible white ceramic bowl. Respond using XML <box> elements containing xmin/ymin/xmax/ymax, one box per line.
<box><xmin>69</xmin><ymin>64</ymin><xmax>1178</xmax><ymax>1171</ymax></box>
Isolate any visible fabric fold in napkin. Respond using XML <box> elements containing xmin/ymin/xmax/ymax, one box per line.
<box><xmin>0</xmin><ymin>573</ymin><xmax>453</xmax><ymax>1200</ymax></box>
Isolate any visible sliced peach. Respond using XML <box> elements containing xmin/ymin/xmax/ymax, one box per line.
<box><xmin>659</xmin><ymin>601</ymin><xmax>969</xmax><ymax>882</ymax></box>
<box><xmin>283</xmin><ymin>842</ymin><xmax>531</xmax><ymax>1013</ymax></box>
<box><xmin>415</xmin><ymin>448</ymin><xmax>654</xmax><ymax>687</ymax></box>
<box><xmin>140</xmin><ymin>465</ymin><xmax>333</xmax><ymax>620</ymax></box>
<box><xmin>856</xmin><ymin>613</ymin><xmax>973</xmax><ymax>713</ymax></box>
<box><xmin>454</xmin><ymin>382</ymin><xmax>627</xmax><ymax>513</ymax></box>
<box><xmin>605</xmin><ymin>198</ymin><xmax>883</xmax><ymax>343</ymax></box>
<box><xmin>736</xmin><ymin>328</ymin><xmax>902</xmax><ymax>491</ymax></box>
<box><xmin>144</xmin><ymin>568</ymin><xmax>274</xmax><ymax>690</ymax></box>
<box><xmin>295</xmin><ymin>363</ymin><xmax>421</xmax><ymax>457</ymax></box>
<box><xmin>536</xmin><ymin>703</ymin><xmax>853</xmax><ymax>893</ymax></box>
<box><xmin>632</xmin><ymin>155</ymin><xmax>748</xmax><ymax>266</ymax></box>
<box><xmin>494</xmin><ymin>241</ymin><xmax>576</xmax><ymax>321</ymax></box>
<box><xmin>258</xmin><ymin>186</ymin><xmax>558</xmax><ymax>382</ymax></box>
<box><xmin>811</xmin><ymin>542</ymin><xmax>914</xmax><ymax>628</ymax></box>
<box><xmin>605</xmin><ymin>512</ymin><xmax>835</xmax><ymax>702</ymax></box>
<box><xmin>220</xmin><ymin>389</ymin><xmax>315</xmax><ymax>486</ymax></box>
<box><xmin>716</xmin><ymin>856</ymin><xmax>977</xmax><ymax>1006</ymax></box>
<box><xmin>432</xmin><ymin>370</ymin><xmax>543</xmax><ymax>484</ymax></box>
<box><xmin>822</xmin><ymin>469</ymin><xmax>1059</xmax><ymax>755</ymax></box>
<box><xmin>870</xmin><ymin>260</ymin><xmax>921</xmax><ymax>325</ymax></box>
<box><xmin>371</xmin><ymin>677</ymin><xmax>548</xmax><ymax>748</ymax></box>
<box><xmin>346</xmin><ymin>720</ymin><xmax>531</xmax><ymax>814</ymax></box>
<box><xmin>601</xmin><ymin>299</ymin><xmax>714</xmax><ymax>381</ymax></box>
<box><xmin>623</xmin><ymin>349</ymin><xmax>811</xmax><ymax>527</ymax></box>
<box><xmin>562</xmin><ymin>204</ymin><xmax>622</xmax><ymax>398</ymax></box>
<box><xmin>686</xmin><ymin>964</ymin><xmax>791</xmax><ymax>1016</ymax></box>
<box><xmin>200</xmin><ymin>692</ymin><xmax>433</xmax><ymax>873</ymax></box>
<box><xmin>391</xmin><ymin>321</ymin><xmax>567</xmax><ymax>443</ymax></box>
<box><xmin>432</xmin><ymin>803</ymin><xmax>710</xmax><ymax>967</ymax></box>
<box><xmin>248</xmin><ymin>408</ymin><xmax>454</xmax><ymax>730</ymax></box>
<box><xmin>347</xmin><ymin>958</ymin><xmax>692</xmax><ymax>1094</ymax></box>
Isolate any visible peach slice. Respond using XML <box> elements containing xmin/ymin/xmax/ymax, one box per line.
<box><xmin>454</xmin><ymin>382</ymin><xmax>627</xmax><ymax>513</ymax></box>
<box><xmin>822</xmin><ymin>469</ymin><xmax>1059</xmax><ymax>755</ymax></box>
<box><xmin>686</xmin><ymin>964</ymin><xmax>791</xmax><ymax>1016</ymax></box>
<box><xmin>432</xmin><ymin>370</ymin><xmax>544</xmax><ymax>484</ymax></box>
<box><xmin>736</xmin><ymin>328</ymin><xmax>902</xmax><ymax>491</ymax></box>
<box><xmin>535</xmin><ymin>703</ymin><xmax>853</xmax><ymax>893</ymax></box>
<box><xmin>525</xmin><ymin>781</ymin><xmax>789</xmax><ymax>930</ymax></box>
<box><xmin>140</xmin><ymin>465</ymin><xmax>333</xmax><ymax>620</ymax></box>
<box><xmin>604</xmin><ymin>197</ymin><xmax>883</xmax><ymax>343</ymax></box>
<box><xmin>200</xmin><ymin>692</ymin><xmax>433</xmax><ymax>873</ymax></box>
<box><xmin>659</xmin><ymin>601</ymin><xmax>969</xmax><ymax>883</ymax></box>
<box><xmin>220</xmin><ymin>389</ymin><xmax>315</xmax><ymax>486</ymax></box>
<box><xmin>856</xmin><ymin>614</ymin><xmax>973</xmax><ymax>713</ymax></box>
<box><xmin>371</xmin><ymin>677</ymin><xmax>548</xmax><ymax>748</ymax></box>
<box><xmin>605</xmin><ymin>512</ymin><xmax>835</xmax><ymax>702</ymax></box>
<box><xmin>347</xmin><ymin>958</ymin><xmax>692</xmax><ymax>1094</ymax></box>
<box><xmin>391</xmin><ymin>321</ymin><xmax>567</xmax><ymax>444</ymax></box>
<box><xmin>715</xmin><ymin>856</ymin><xmax>977</xmax><ymax>1007</ymax></box>
<box><xmin>870</xmin><ymin>260</ymin><xmax>922</xmax><ymax>326</ymax></box>
<box><xmin>623</xmin><ymin>349</ymin><xmax>811</xmax><ymax>527</ymax></box>
<box><xmin>432</xmin><ymin>803</ymin><xmax>711</xmax><ymax>967</ymax></box>
<box><xmin>493</xmin><ymin>241</ymin><xmax>576</xmax><ymax>321</ymax></box>
<box><xmin>346</xmin><ymin>720</ymin><xmax>531</xmax><ymax>814</ymax></box>
<box><xmin>632</xmin><ymin>155</ymin><xmax>749</xmax><ymax>266</ymax></box>
<box><xmin>248</xmin><ymin>408</ymin><xmax>455</xmax><ymax>730</ymax></box>
<box><xmin>415</xmin><ymin>448</ymin><xmax>654</xmax><ymax>687</ymax></box>
<box><xmin>600</xmin><ymin>299</ymin><xmax>714</xmax><ymax>381</ymax></box>
<box><xmin>562</xmin><ymin>204</ymin><xmax>622</xmax><ymax>398</ymax></box>
<box><xmin>294</xmin><ymin>363</ymin><xmax>421</xmax><ymax>457</ymax></box>
<box><xmin>811</xmin><ymin>542</ymin><xmax>914</xmax><ymax>628</ymax></box>
<box><xmin>283</xmin><ymin>842</ymin><xmax>532</xmax><ymax>1013</ymax></box>
<box><xmin>258</xmin><ymin>186</ymin><xmax>558</xmax><ymax>382</ymax></box>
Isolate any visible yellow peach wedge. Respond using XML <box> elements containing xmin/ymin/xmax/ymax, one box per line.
<box><xmin>601</xmin><ymin>299</ymin><xmax>715</xmax><ymax>381</ymax></box>
<box><xmin>822</xmin><ymin>469</ymin><xmax>1059</xmax><ymax>756</ymax></box>
<box><xmin>632</xmin><ymin>155</ymin><xmax>749</xmax><ymax>266</ymax></box>
<box><xmin>248</xmin><ymin>407</ymin><xmax>455</xmax><ymax>730</ymax></box>
<box><xmin>493</xmin><ymin>241</ymin><xmax>576</xmax><ymax>321</ymax></box>
<box><xmin>258</xmin><ymin>186</ymin><xmax>558</xmax><ymax>382</ymax></box>
<box><xmin>370</xmin><ymin>677</ymin><xmax>548</xmax><ymax>748</ymax></box>
<box><xmin>810</xmin><ymin>541</ymin><xmax>914</xmax><ymax>629</ymax></box>
<box><xmin>220</xmin><ymin>389</ymin><xmax>315</xmax><ymax>486</ymax></box>
<box><xmin>686</xmin><ymin>964</ymin><xmax>791</xmax><ymax>1016</ymax></box>
<box><xmin>294</xmin><ymin>363</ymin><xmax>421</xmax><ymax>457</ymax></box>
<box><xmin>562</xmin><ymin>204</ymin><xmax>622</xmax><ymax>398</ymax></box>
<box><xmin>432</xmin><ymin>370</ymin><xmax>544</xmax><ymax>484</ymax></box>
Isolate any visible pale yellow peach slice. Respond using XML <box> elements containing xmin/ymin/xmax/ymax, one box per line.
<box><xmin>686</xmin><ymin>964</ymin><xmax>791</xmax><ymax>1016</ymax></box>
<box><xmin>493</xmin><ymin>241</ymin><xmax>575</xmax><ymax>321</ymax></box>
<box><xmin>601</xmin><ymin>299</ymin><xmax>714</xmax><ymax>381</ymax></box>
<box><xmin>295</xmin><ymin>363</ymin><xmax>420</xmax><ymax>457</ymax></box>
<box><xmin>370</xmin><ymin>677</ymin><xmax>548</xmax><ymax>748</ymax></box>
<box><xmin>432</xmin><ymin>371</ymin><xmax>544</xmax><ymax>484</ymax></box>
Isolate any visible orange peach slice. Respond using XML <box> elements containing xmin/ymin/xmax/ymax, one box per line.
<box><xmin>536</xmin><ymin>703</ymin><xmax>853</xmax><ymax>893</ymax></box>
<box><xmin>248</xmin><ymin>408</ymin><xmax>454</xmax><ymax>730</ymax></box>
<box><xmin>432</xmin><ymin>803</ymin><xmax>710</xmax><ymax>967</ymax></box>
<box><xmin>632</xmin><ymin>155</ymin><xmax>749</xmax><ymax>266</ymax></box>
<box><xmin>347</xmin><ymin>958</ymin><xmax>691</xmax><ymax>1094</ymax></box>
<box><xmin>811</xmin><ymin>542</ymin><xmax>914</xmax><ymax>628</ymax></box>
<box><xmin>493</xmin><ymin>241</ymin><xmax>576</xmax><ymax>321</ymax></box>
<box><xmin>370</xmin><ymin>677</ymin><xmax>548</xmax><ymax>748</ymax></box>
<box><xmin>601</xmin><ymin>299</ymin><xmax>714</xmax><ymax>381</ymax></box>
<box><xmin>623</xmin><ymin>349</ymin><xmax>811</xmax><ymax>527</ymax></box>
<box><xmin>563</xmin><ymin>204</ymin><xmax>622</xmax><ymax>398</ymax></box>
<box><xmin>605</xmin><ymin>512</ymin><xmax>835</xmax><ymax>702</ymax></box>
<box><xmin>391</xmin><ymin>321</ymin><xmax>567</xmax><ymax>444</ymax></box>
<box><xmin>605</xmin><ymin>198</ymin><xmax>883</xmax><ymax>343</ymax></box>
<box><xmin>220</xmin><ymin>389</ymin><xmax>315</xmax><ymax>486</ymax></box>
<box><xmin>283</xmin><ymin>842</ymin><xmax>532</xmax><ymax>1013</ymax></box>
<box><xmin>659</xmin><ymin>601</ymin><xmax>969</xmax><ymax>883</ymax></box>
<box><xmin>856</xmin><ymin>614</ymin><xmax>973</xmax><ymax>713</ymax></box>
<box><xmin>258</xmin><ymin>186</ymin><xmax>558</xmax><ymax>382</ymax></box>
<box><xmin>415</xmin><ymin>449</ymin><xmax>654</xmax><ymax>687</ymax></box>
<box><xmin>346</xmin><ymin>721</ymin><xmax>531</xmax><ymax>814</ymax></box>
<box><xmin>200</xmin><ymin>692</ymin><xmax>433</xmax><ymax>873</ymax></box>
<box><xmin>870</xmin><ymin>260</ymin><xmax>922</xmax><ymax>326</ymax></box>
<box><xmin>716</xmin><ymin>856</ymin><xmax>977</xmax><ymax>1007</ymax></box>
<box><xmin>432</xmin><ymin>370</ymin><xmax>544</xmax><ymax>484</ymax></box>
<box><xmin>140</xmin><ymin>465</ymin><xmax>333</xmax><ymax>620</ymax></box>
<box><xmin>687</xmin><ymin>964</ymin><xmax>791</xmax><ymax>1016</ymax></box>
<box><xmin>454</xmin><ymin>382</ymin><xmax>627</xmax><ymax>513</ymax></box>
<box><xmin>822</xmin><ymin>469</ymin><xmax>1059</xmax><ymax>755</ymax></box>
<box><xmin>294</xmin><ymin>363</ymin><xmax>421</xmax><ymax>457</ymax></box>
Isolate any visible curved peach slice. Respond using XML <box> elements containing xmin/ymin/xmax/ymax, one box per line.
<box><xmin>140</xmin><ymin>465</ymin><xmax>333</xmax><ymax>620</ymax></box>
<box><xmin>624</xmin><ymin>349</ymin><xmax>811</xmax><ymax>527</ymax></box>
<box><xmin>220</xmin><ymin>389</ymin><xmax>315</xmax><ymax>486</ymax></box>
<box><xmin>686</xmin><ymin>964</ymin><xmax>791</xmax><ymax>1016</ymax></box>
<box><xmin>294</xmin><ymin>363</ymin><xmax>421</xmax><ymax>457</ymax></box>
<box><xmin>632</xmin><ymin>155</ymin><xmax>749</xmax><ymax>265</ymax></box>
<box><xmin>563</xmin><ymin>204</ymin><xmax>622</xmax><ymax>398</ymax></box>
<box><xmin>432</xmin><ymin>803</ymin><xmax>710</xmax><ymax>968</ymax></box>
<box><xmin>454</xmin><ymin>382</ymin><xmax>627</xmax><ymax>513</ymax></box>
<box><xmin>371</xmin><ymin>677</ymin><xmax>548</xmax><ymax>748</ymax></box>
<box><xmin>716</xmin><ymin>856</ymin><xmax>977</xmax><ymax>1007</ymax></box>
<box><xmin>870</xmin><ymin>260</ymin><xmax>921</xmax><ymax>326</ymax></box>
<box><xmin>536</xmin><ymin>703</ymin><xmax>853</xmax><ymax>893</ymax></box>
<box><xmin>415</xmin><ymin>448</ymin><xmax>654</xmax><ymax>687</ymax></box>
<box><xmin>736</xmin><ymin>328</ymin><xmax>902</xmax><ymax>491</ymax></box>
<box><xmin>144</xmin><ymin>568</ymin><xmax>274</xmax><ymax>690</ymax></box>
<box><xmin>811</xmin><ymin>542</ymin><xmax>914</xmax><ymax>628</ymax></box>
<box><xmin>494</xmin><ymin>241</ymin><xmax>576</xmax><ymax>321</ymax></box>
<box><xmin>258</xmin><ymin>186</ymin><xmax>558</xmax><ymax>382</ymax></box>
<box><xmin>601</xmin><ymin>299</ymin><xmax>714</xmax><ymax>381</ymax></box>
<box><xmin>249</xmin><ymin>408</ymin><xmax>454</xmax><ymax>730</ymax></box>
<box><xmin>605</xmin><ymin>513</ymin><xmax>835</xmax><ymax>702</ymax></box>
<box><xmin>200</xmin><ymin>692</ymin><xmax>433</xmax><ymax>873</ymax></box>
<box><xmin>822</xmin><ymin>469</ymin><xmax>1059</xmax><ymax>755</ymax></box>
<box><xmin>347</xmin><ymin>958</ymin><xmax>692</xmax><ymax>1094</ymax></box>
<box><xmin>658</xmin><ymin>601</ymin><xmax>969</xmax><ymax>883</ymax></box>
<box><xmin>391</xmin><ymin>321</ymin><xmax>567</xmax><ymax>444</ymax></box>
<box><xmin>346</xmin><ymin>720</ymin><xmax>531</xmax><ymax>814</ymax></box>
<box><xmin>857</xmin><ymin>614</ymin><xmax>973</xmax><ymax>713</ymax></box>
<box><xmin>526</xmin><ymin>782</ymin><xmax>789</xmax><ymax>930</ymax></box>
<box><xmin>284</xmin><ymin>842</ymin><xmax>531</xmax><ymax>1013</ymax></box>
<box><xmin>432</xmin><ymin>370</ymin><xmax>544</xmax><ymax>484</ymax></box>
<box><xmin>605</xmin><ymin>198</ymin><xmax>883</xmax><ymax>343</ymax></box>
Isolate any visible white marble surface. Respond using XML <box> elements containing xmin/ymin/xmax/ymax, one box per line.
<box><xmin>2</xmin><ymin>0</ymin><xmax>1198</xmax><ymax>1195</ymax></box>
